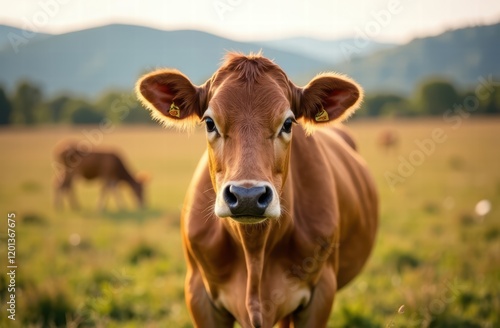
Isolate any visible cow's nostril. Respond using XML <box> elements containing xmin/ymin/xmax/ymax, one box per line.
<box><xmin>224</xmin><ymin>185</ymin><xmax>238</xmax><ymax>207</ymax></box>
<box><xmin>258</xmin><ymin>186</ymin><xmax>273</xmax><ymax>208</ymax></box>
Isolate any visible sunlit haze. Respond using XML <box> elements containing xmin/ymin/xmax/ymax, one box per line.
<box><xmin>1</xmin><ymin>0</ymin><xmax>499</xmax><ymax>43</ymax></box>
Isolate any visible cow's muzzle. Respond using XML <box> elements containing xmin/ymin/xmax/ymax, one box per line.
<box><xmin>223</xmin><ymin>184</ymin><xmax>273</xmax><ymax>219</ymax></box>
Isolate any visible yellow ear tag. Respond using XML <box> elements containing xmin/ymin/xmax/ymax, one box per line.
<box><xmin>169</xmin><ymin>102</ymin><xmax>180</xmax><ymax>118</ymax></box>
<box><xmin>315</xmin><ymin>107</ymin><xmax>329</xmax><ymax>122</ymax></box>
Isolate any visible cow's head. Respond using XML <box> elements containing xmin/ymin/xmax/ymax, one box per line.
<box><xmin>136</xmin><ymin>53</ymin><xmax>363</xmax><ymax>224</ymax></box>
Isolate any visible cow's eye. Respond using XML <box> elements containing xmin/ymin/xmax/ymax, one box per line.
<box><xmin>204</xmin><ymin>117</ymin><xmax>218</xmax><ymax>133</ymax></box>
<box><xmin>281</xmin><ymin>118</ymin><xmax>294</xmax><ymax>134</ymax></box>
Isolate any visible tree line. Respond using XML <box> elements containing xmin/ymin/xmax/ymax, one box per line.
<box><xmin>357</xmin><ymin>77</ymin><xmax>500</xmax><ymax>118</ymax></box>
<box><xmin>1</xmin><ymin>77</ymin><xmax>499</xmax><ymax>126</ymax></box>
<box><xmin>0</xmin><ymin>82</ymin><xmax>153</xmax><ymax>126</ymax></box>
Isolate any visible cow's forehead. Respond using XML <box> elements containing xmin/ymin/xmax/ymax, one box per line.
<box><xmin>209</xmin><ymin>73</ymin><xmax>291</xmax><ymax>121</ymax></box>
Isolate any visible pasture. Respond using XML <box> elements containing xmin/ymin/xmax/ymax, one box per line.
<box><xmin>0</xmin><ymin>118</ymin><xmax>499</xmax><ymax>327</ymax></box>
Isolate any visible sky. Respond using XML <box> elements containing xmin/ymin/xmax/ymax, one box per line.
<box><xmin>0</xmin><ymin>0</ymin><xmax>499</xmax><ymax>43</ymax></box>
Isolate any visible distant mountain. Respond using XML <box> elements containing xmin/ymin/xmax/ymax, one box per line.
<box><xmin>0</xmin><ymin>24</ymin><xmax>330</xmax><ymax>96</ymax></box>
<box><xmin>0</xmin><ymin>25</ymin><xmax>50</xmax><ymax>51</ymax></box>
<box><xmin>257</xmin><ymin>36</ymin><xmax>394</xmax><ymax>63</ymax></box>
<box><xmin>339</xmin><ymin>23</ymin><xmax>500</xmax><ymax>94</ymax></box>
<box><xmin>0</xmin><ymin>22</ymin><xmax>499</xmax><ymax>97</ymax></box>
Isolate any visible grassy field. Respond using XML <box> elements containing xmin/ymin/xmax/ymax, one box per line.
<box><xmin>0</xmin><ymin>118</ymin><xmax>499</xmax><ymax>327</ymax></box>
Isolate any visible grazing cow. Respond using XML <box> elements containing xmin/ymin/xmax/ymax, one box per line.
<box><xmin>136</xmin><ymin>53</ymin><xmax>378</xmax><ymax>327</ymax></box>
<box><xmin>54</xmin><ymin>142</ymin><xmax>146</xmax><ymax>210</ymax></box>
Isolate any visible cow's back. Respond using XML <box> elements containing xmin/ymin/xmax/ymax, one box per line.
<box><xmin>82</xmin><ymin>152</ymin><xmax>130</xmax><ymax>181</ymax></box>
<box><xmin>58</xmin><ymin>147</ymin><xmax>130</xmax><ymax>182</ymax></box>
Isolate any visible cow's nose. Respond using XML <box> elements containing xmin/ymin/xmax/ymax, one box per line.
<box><xmin>223</xmin><ymin>184</ymin><xmax>273</xmax><ymax>217</ymax></box>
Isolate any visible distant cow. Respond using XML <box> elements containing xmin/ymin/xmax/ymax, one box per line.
<box><xmin>136</xmin><ymin>53</ymin><xmax>378</xmax><ymax>327</ymax></box>
<box><xmin>54</xmin><ymin>142</ymin><xmax>146</xmax><ymax>210</ymax></box>
<box><xmin>377</xmin><ymin>129</ymin><xmax>399</xmax><ymax>153</ymax></box>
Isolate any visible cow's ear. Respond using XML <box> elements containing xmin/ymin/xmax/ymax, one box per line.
<box><xmin>293</xmin><ymin>73</ymin><xmax>363</xmax><ymax>133</ymax></box>
<box><xmin>136</xmin><ymin>69</ymin><xmax>208</xmax><ymax>130</ymax></box>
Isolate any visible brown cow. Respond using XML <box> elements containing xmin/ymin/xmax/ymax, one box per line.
<box><xmin>377</xmin><ymin>129</ymin><xmax>399</xmax><ymax>154</ymax></box>
<box><xmin>54</xmin><ymin>142</ymin><xmax>146</xmax><ymax>210</ymax></box>
<box><xmin>136</xmin><ymin>53</ymin><xmax>378</xmax><ymax>327</ymax></box>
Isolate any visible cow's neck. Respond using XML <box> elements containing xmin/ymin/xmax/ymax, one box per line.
<box><xmin>237</xmin><ymin>223</ymin><xmax>269</xmax><ymax>327</ymax></box>
<box><xmin>120</xmin><ymin>171</ymin><xmax>138</xmax><ymax>188</ymax></box>
<box><xmin>223</xmin><ymin>210</ymin><xmax>293</xmax><ymax>327</ymax></box>
<box><xmin>126</xmin><ymin>177</ymin><xmax>140</xmax><ymax>189</ymax></box>
<box><xmin>120</xmin><ymin>173</ymin><xmax>141</xmax><ymax>204</ymax></box>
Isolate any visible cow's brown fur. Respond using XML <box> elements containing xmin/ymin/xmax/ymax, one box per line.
<box><xmin>54</xmin><ymin>143</ymin><xmax>145</xmax><ymax>210</ymax></box>
<box><xmin>136</xmin><ymin>53</ymin><xmax>378</xmax><ymax>327</ymax></box>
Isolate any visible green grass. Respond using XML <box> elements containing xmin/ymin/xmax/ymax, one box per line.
<box><xmin>0</xmin><ymin>118</ymin><xmax>499</xmax><ymax>327</ymax></box>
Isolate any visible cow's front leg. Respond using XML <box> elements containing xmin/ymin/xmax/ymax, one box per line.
<box><xmin>98</xmin><ymin>182</ymin><xmax>111</xmax><ymax>211</ymax></box>
<box><xmin>292</xmin><ymin>268</ymin><xmax>337</xmax><ymax>328</ymax></box>
<box><xmin>185</xmin><ymin>266</ymin><xmax>234</xmax><ymax>328</ymax></box>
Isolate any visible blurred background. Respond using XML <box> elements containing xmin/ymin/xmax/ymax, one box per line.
<box><xmin>0</xmin><ymin>0</ymin><xmax>499</xmax><ymax>327</ymax></box>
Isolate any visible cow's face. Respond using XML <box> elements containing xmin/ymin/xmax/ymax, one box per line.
<box><xmin>202</xmin><ymin>71</ymin><xmax>295</xmax><ymax>223</ymax></box>
<box><xmin>136</xmin><ymin>53</ymin><xmax>362</xmax><ymax>224</ymax></box>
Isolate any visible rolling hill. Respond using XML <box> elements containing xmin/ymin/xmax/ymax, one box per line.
<box><xmin>339</xmin><ymin>23</ymin><xmax>500</xmax><ymax>94</ymax></box>
<box><xmin>256</xmin><ymin>36</ymin><xmax>394</xmax><ymax>63</ymax></box>
<box><xmin>0</xmin><ymin>24</ymin><xmax>330</xmax><ymax>96</ymax></box>
<box><xmin>0</xmin><ymin>25</ymin><xmax>50</xmax><ymax>51</ymax></box>
<box><xmin>0</xmin><ymin>22</ymin><xmax>499</xmax><ymax>97</ymax></box>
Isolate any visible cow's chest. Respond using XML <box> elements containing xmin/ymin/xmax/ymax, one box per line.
<box><xmin>209</xmin><ymin>260</ymin><xmax>312</xmax><ymax>321</ymax></box>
